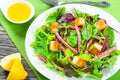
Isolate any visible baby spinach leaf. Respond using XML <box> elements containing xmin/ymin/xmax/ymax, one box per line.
<box><xmin>67</xmin><ymin>36</ymin><xmax>78</xmax><ymax>47</ymax></box>
<box><xmin>70</xmin><ymin>30</ymin><xmax>77</xmax><ymax>36</ymax></box>
<box><xmin>67</xmin><ymin>30</ymin><xmax>78</xmax><ymax>47</ymax></box>
<box><xmin>81</xmin><ymin>25</ymin><xmax>93</xmax><ymax>40</ymax></box>
<box><xmin>103</xmin><ymin>27</ymin><xmax>114</xmax><ymax>46</ymax></box>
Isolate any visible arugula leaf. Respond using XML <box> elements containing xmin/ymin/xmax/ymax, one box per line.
<box><xmin>59</xmin><ymin>49</ymin><xmax>74</xmax><ymax>65</ymax></box>
<box><xmin>72</xmin><ymin>8</ymin><xmax>90</xmax><ymax>19</ymax></box>
<box><xmin>92</xmin><ymin>60</ymin><xmax>103</xmax><ymax>78</ymax></box>
<box><xmin>108</xmin><ymin>55</ymin><xmax>117</xmax><ymax>65</ymax></box>
<box><xmin>93</xmin><ymin>65</ymin><xmax>103</xmax><ymax>78</ymax></box>
<box><xmin>72</xmin><ymin>8</ymin><xmax>80</xmax><ymax>18</ymax></box>
<box><xmin>46</xmin><ymin>62</ymin><xmax>58</xmax><ymax>70</ymax></box>
<box><xmin>59</xmin><ymin>22</ymin><xmax>75</xmax><ymax>38</ymax></box>
<box><xmin>93</xmin><ymin>14</ymin><xmax>99</xmax><ymax>23</ymax></box>
<box><xmin>70</xmin><ymin>64</ymin><xmax>102</xmax><ymax>79</ymax></box>
<box><xmin>55</xmin><ymin>7</ymin><xmax>66</xmax><ymax>20</ymax></box>
<box><xmin>59</xmin><ymin>22</ymin><xmax>75</xmax><ymax>29</ymax></box>
<box><xmin>107</xmin><ymin>50</ymin><xmax>120</xmax><ymax>66</ymax></box>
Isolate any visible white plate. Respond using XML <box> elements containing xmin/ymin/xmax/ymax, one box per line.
<box><xmin>25</xmin><ymin>4</ymin><xmax>120</xmax><ymax>80</ymax></box>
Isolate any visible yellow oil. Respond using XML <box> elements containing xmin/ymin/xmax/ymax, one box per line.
<box><xmin>7</xmin><ymin>3</ymin><xmax>31</xmax><ymax>22</ymax></box>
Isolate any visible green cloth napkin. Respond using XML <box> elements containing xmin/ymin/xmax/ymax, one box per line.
<box><xmin>0</xmin><ymin>0</ymin><xmax>120</xmax><ymax>80</ymax></box>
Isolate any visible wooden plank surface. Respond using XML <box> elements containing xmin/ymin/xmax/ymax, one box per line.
<box><xmin>0</xmin><ymin>25</ymin><xmax>37</xmax><ymax>80</ymax></box>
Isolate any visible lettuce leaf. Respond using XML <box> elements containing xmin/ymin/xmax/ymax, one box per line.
<box><xmin>67</xmin><ymin>36</ymin><xmax>78</xmax><ymax>47</ymax></box>
<box><xmin>46</xmin><ymin>7</ymin><xmax>66</xmax><ymax>25</ymax></box>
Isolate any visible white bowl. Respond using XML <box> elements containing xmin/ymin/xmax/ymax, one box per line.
<box><xmin>0</xmin><ymin>0</ymin><xmax>35</xmax><ymax>24</ymax></box>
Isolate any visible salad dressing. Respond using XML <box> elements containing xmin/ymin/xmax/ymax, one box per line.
<box><xmin>7</xmin><ymin>3</ymin><xmax>31</xmax><ymax>22</ymax></box>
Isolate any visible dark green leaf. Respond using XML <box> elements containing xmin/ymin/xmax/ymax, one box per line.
<box><xmin>67</xmin><ymin>36</ymin><xmax>78</xmax><ymax>47</ymax></box>
<box><xmin>103</xmin><ymin>27</ymin><xmax>114</xmax><ymax>46</ymax></box>
<box><xmin>70</xmin><ymin>30</ymin><xmax>77</xmax><ymax>36</ymax></box>
<box><xmin>81</xmin><ymin>25</ymin><xmax>93</xmax><ymax>40</ymax></box>
<box><xmin>108</xmin><ymin>55</ymin><xmax>117</xmax><ymax>65</ymax></box>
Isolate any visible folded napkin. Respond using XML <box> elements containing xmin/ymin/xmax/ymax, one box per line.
<box><xmin>0</xmin><ymin>0</ymin><xmax>120</xmax><ymax>80</ymax></box>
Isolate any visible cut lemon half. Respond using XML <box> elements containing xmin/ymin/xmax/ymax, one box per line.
<box><xmin>7</xmin><ymin>59</ymin><xmax>28</xmax><ymax>80</ymax></box>
<box><xmin>0</xmin><ymin>53</ymin><xmax>21</xmax><ymax>71</ymax></box>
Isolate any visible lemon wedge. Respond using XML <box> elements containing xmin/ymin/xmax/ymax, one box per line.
<box><xmin>7</xmin><ymin>59</ymin><xmax>28</xmax><ymax>80</ymax></box>
<box><xmin>0</xmin><ymin>53</ymin><xmax>21</xmax><ymax>71</ymax></box>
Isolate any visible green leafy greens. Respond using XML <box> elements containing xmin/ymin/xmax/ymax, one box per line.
<box><xmin>31</xmin><ymin>7</ymin><xmax>120</xmax><ymax>80</ymax></box>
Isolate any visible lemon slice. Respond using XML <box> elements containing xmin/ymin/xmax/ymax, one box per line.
<box><xmin>0</xmin><ymin>53</ymin><xmax>21</xmax><ymax>71</ymax></box>
<box><xmin>7</xmin><ymin>59</ymin><xmax>28</xmax><ymax>80</ymax></box>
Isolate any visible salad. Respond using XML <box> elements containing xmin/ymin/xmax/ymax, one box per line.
<box><xmin>31</xmin><ymin>7</ymin><xmax>120</xmax><ymax>79</ymax></box>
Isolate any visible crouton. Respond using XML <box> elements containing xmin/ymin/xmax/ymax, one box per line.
<box><xmin>75</xmin><ymin>18</ymin><xmax>85</xmax><ymax>26</ymax></box>
<box><xmin>50</xmin><ymin>22</ymin><xmax>58</xmax><ymax>33</ymax></box>
<box><xmin>49</xmin><ymin>41</ymin><xmax>59</xmax><ymax>51</ymax></box>
<box><xmin>95</xmin><ymin>19</ymin><xmax>108</xmax><ymax>30</ymax></box>
<box><xmin>72</xmin><ymin>56</ymin><xmax>86</xmax><ymax>68</ymax></box>
<box><xmin>89</xmin><ymin>42</ymin><xmax>103</xmax><ymax>55</ymax></box>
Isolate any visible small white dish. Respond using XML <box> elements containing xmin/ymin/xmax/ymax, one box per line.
<box><xmin>0</xmin><ymin>0</ymin><xmax>35</xmax><ymax>24</ymax></box>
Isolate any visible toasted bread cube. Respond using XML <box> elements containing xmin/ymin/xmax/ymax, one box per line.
<box><xmin>49</xmin><ymin>41</ymin><xmax>59</xmax><ymax>51</ymax></box>
<box><xmin>75</xmin><ymin>18</ymin><xmax>85</xmax><ymax>26</ymax></box>
<box><xmin>50</xmin><ymin>22</ymin><xmax>58</xmax><ymax>33</ymax></box>
<box><xmin>72</xmin><ymin>56</ymin><xmax>86</xmax><ymax>68</ymax></box>
<box><xmin>89</xmin><ymin>42</ymin><xmax>103</xmax><ymax>55</ymax></box>
<box><xmin>95</xmin><ymin>19</ymin><xmax>108</xmax><ymax>30</ymax></box>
